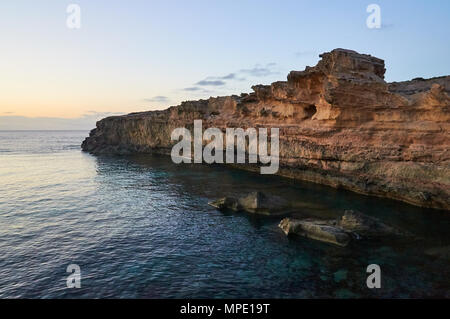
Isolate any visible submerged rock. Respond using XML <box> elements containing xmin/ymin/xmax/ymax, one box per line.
<box><xmin>208</xmin><ymin>197</ymin><xmax>240</xmax><ymax>211</ymax></box>
<box><xmin>425</xmin><ymin>246</ymin><xmax>450</xmax><ymax>260</ymax></box>
<box><xmin>333</xmin><ymin>269</ymin><xmax>348</xmax><ymax>283</ymax></box>
<box><xmin>208</xmin><ymin>191</ymin><xmax>290</xmax><ymax>216</ymax></box>
<box><xmin>237</xmin><ymin>191</ymin><xmax>289</xmax><ymax>215</ymax></box>
<box><xmin>279</xmin><ymin>218</ymin><xmax>351</xmax><ymax>247</ymax></box>
<box><xmin>279</xmin><ymin>210</ymin><xmax>407</xmax><ymax>246</ymax></box>
<box><xmin>338</xmin><ymin>210</ymin><xmax>404</xmax><ymax>237</ymax></box>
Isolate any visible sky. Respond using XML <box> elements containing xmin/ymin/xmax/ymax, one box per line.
<box><xmin>0</xmin><ymin>0</ymin><xmax>449</xmax><ymax>129</ymax></box>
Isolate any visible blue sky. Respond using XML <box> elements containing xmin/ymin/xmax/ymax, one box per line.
<box><xmin>0</xmin><ymin>0</ymin><xmax>449</xmax><ymax>129</ymax></box>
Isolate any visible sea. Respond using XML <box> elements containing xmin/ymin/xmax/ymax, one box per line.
<box><xmin>0</xmin><ymin>130</ymin><xmax>449</xmax><ymax>298</ymax></box>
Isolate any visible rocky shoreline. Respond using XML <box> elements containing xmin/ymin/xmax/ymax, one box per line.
<box><xmin>82</xmin><ymin>49</ymin><xmax>450</xmax><ymax>210</ymax></box>
<box><xmin>208</xmin><ymin>191</ymin><xmax>408</xmax><ymax>247</ymax></box>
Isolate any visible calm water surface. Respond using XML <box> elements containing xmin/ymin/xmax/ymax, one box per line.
<box><xmin>0</xmin><ymin>130</ymin><xmax>449</xmax><ymax>298</ymax></box>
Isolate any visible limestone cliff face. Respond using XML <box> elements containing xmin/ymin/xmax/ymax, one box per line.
<box><xmin>82</xmin><ymin>49</ymin><xmax>450</xmax><ymax>210</ymax></box>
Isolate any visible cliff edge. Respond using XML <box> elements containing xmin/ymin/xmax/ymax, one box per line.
<box><xmin>82</xmin><ymin>49</ymin><xmax>450</xmax><ymax>210</ymax></box>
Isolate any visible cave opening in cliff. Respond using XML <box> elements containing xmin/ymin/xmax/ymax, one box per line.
<box><xmin>305</xmin><ymin>104</ymin><xmax>317</xmax><ymax>118</ymax></box>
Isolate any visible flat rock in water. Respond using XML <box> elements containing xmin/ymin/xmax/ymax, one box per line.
<box><xmin>279</xmin><ymin>218</ymin><xmax>351</xmax><ymax>247</ymax></box>
<box><xmin>208</xmin><ymin>197</ymin><xmax>241</xmax><ymax>211</ymax></box>
<box><xmin>237</xmin><ymin>191</ymin><xmax>290</xmax><ymax>215</ymax></box>
<box><xmin>338</xmin><ymin>210</ymin><xmax>406</xmax><ymax>237</ymax></box>
<box><xmin>208</xmin><ymin>191</ymin><xmax>291</xmax><ymax>216</ymax></box>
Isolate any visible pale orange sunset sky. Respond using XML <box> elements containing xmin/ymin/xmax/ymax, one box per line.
<box><xmin>1</xmin><ymin>1</ymin><xmax>449</xmax><ymax>129</ymax></box>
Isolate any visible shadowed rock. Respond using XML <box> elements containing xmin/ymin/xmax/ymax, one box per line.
<box><xmin>237</xmin><ymin>191</ymin><xmax>289</xmax><ymax>215</ymax></box>
<box><xmin>425</xmin><ymin>246</ymin><xmax>450</xmax><ymax>260</ymax></box>
<box><xmin>279</xmin><ymin>218</ymin><xmax>351</xmax><ymax>247</ymax></box>
<box><xmin>338</xmin><ymin>210</ymin><xmax>405</xmax><ymax>237</ymax></box>
<box><xmin>208</xmin><ymin>191</ymin><xmax>290</xmax><ymax>216</ymax></box>
<box><xmin>279</xmin><ymin>210</ymin><xmax>408</xmax><ymax>246</ymax></box>
<box><xmin>208</xmin><ymin>197</ymin><xmax>241</xmax><ymax>211</ymax></box>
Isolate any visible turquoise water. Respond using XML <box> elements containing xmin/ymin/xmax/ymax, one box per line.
<box><xmin>0</xmin><ymin>130</ymin><xmax>449</xmax><ymax>298</ymax></box>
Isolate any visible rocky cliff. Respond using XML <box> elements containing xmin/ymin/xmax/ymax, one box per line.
<box><xmin>82</xmin><ymin>49</ymin><xmax>450</xmax><ymax>210</ymax></box>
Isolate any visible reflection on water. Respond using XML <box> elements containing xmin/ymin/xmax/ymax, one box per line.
<box><xmin>0</xmin><ymin>131</ymin><xmax>449</xmax><ymax>298</ymax></box>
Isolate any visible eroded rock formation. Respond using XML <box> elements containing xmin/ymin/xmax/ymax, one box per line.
<box><xmin>279</xmin><ymin>218</ymin><xmax>351</xmax><ymax>247</ymax></box>
<box><xmin>82</xmin><ymin>49</ymin><xmax>450</xmax><ymax>210</ymax></box>
<box><xmin>278</xmin><ymin>210</ymin><xmax>407</xmax><ymax>247</ymax></box>
<box><xmin>208</xmin><ymin>191</ymin><xmax>291</xmax><ymax>216</ymax></box>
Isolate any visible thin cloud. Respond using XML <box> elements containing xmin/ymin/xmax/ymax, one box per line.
<box><xmin>204</xmin><ymin>73</ymin><xmax>236</xmax><ymax>81</ymax></box>
<box><xmin>239</xmin><ymin>63</ymin><xmax>278</xmax><ymax>77</ymax></box>
<box><xmin>183</xmin><ymin>62</ymin><xmax>278</xmax><ymax>95</ymax></box>
<box><xmin>182</xmin><ymin>87</ymin><xmax>213</xmax><ymax>94</ymax></box>
<box><xmin>218</xmin><ymin>73</ymin><xmax>236</xmax><ymax>80</ymax></box>
<box><xmin>196</xmin><ymin>80</ymin><xmax>226</xmax><ymax>86</ymax></box>
<box><xmin>143</xmin><ymin>96</ymin><xmax>170</xmax><ymax>103</ymax></box>
<box><xmin>193</xmin><ymin>63</ymin><xmax>276</xmax><ymax>86</ymax></box>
